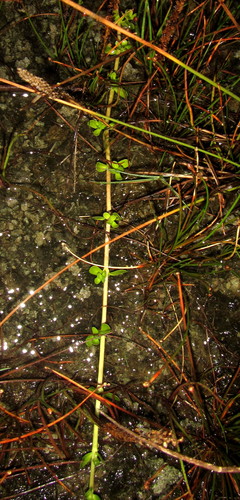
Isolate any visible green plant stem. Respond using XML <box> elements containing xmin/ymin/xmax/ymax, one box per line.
<box><xmin>2</xmin><ymin>133</ymin><xmax>24</xmax><ymax>178</ymax></box>
<box><xmin>88</xmin><ymin>32</ymin><xmax>121</xmax><ymax>495</ymax></box>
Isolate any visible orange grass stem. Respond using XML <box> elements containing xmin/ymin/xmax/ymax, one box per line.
<box><xmin>176</xmin><ymin>272</ymin><xmax>187</xmax><ymax>330</ymax></box>
<box><xmin>0</xmin><ymin>385</ymin><xmax>98</xmax><ymax>445</ymax></box>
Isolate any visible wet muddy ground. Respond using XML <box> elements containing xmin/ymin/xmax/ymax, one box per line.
<box><xmin>0</xmin><ymin>2</ymin><xmax>240</xmax><ymax>499</ymax></box>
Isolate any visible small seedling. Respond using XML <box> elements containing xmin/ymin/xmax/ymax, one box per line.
<box><xmin>88</xmin><ymin>119</ymin><xmax>107</xmax><ymax>136</ymax></box>
<box><xmin>80</xmin><ymin>451</ymin><xmax>102</xmax><ymax>468</ymax></box>
<box><xmin>93</xmin><ymin>211</ymin><xmax>121</xmax><ymax>228</ymax></box>
<box><xmin>89</xmin><ymin>265</ymin><xmax>127</xmax><ymax>285</ymax></box>
<box><xmin>105</xmin><ymin>39</ymin><xmax>131</xmax><ymax>55</ymax></box>
<box><xmin>96</xmin><ymin>159</ymin><xmax>129</xmax><ymax>180</ymax></box>
<box><xmin>85</xmin><ymin>324</ymin><xmax>111</xmax><ymax>348</ymax></box>
<box><xmin>89</xmin><ymin>266</ymin><xmax>107</xmax><ymax>284</ymax></box>
<box><xmin>108</xmin><ymin>71</ymin><xmax>128</xmax><ymax>99</ymax></box>
<box><xmin>113</xmin><ymin>8</ymin><xmax>136</xmax><ymax>29</ymax></box>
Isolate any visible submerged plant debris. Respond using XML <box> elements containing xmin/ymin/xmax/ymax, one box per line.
<box><xmin>0</xmin><ymin>1</ymin><xmax>240</xmax><ymax>499</ymax></box>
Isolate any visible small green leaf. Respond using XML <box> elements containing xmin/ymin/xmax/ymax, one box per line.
<box><xmin>88</xmin><ymin>386</ymin><xmax>97</xmax><ymax>392</ymax></box>
<box><xmin>113</xmin><ymin>8</ymin><xmax>136</xmax><ymax>29</ymax></box>
<box><xmin>104</xmin><ymin>39</ymin><xmax>131</xmax><ymax>55</ymax></box>
<box><xmin>104</xmin><ymin>392</ymin><xmax>120</xmax><ymax>402</ymax></box>
<box><xmin>93</xmin><ymin>453</ymin><xmax>103</xmax><ymax>466</ymax></box>
<box><xmin>107</xmin><ymin>212</ymin><xmax>121</xmax><ymax>228</ymax></box>
<box><xmin>80</xmin><ymin>452</ymin><xmax>93</xmax><ymax>468</ymax></box>
<box><xmin>109</xmin><ymin>71</ymin><xmax>117</xmax><ymax>81</ymax></box>
<box><xmin>85</xmin><ymin>488</ymin><xmax>101</xmax><ymax>500</ymax></box>
<box><xmin>86</xmin><ymin>335</ymin><xmax>94</xmax><ymax>347</ymax></box>
<box><xmin>92</xmin><ymin>337</ymin><xmax>100</xmax><ymax>346</ymax></box>
<box><xmin>93</xmin><ymin>212</ymin><xmax>121</xmax><ymax>227</ymax></box>
<box><xmin>109</xmin><ymin>270</ymin><xmax>127</xmax><ymax>276</ymax></box>
<box><xmin>89</xmin><ymin>266</ymin><xmax>101</xmax><ymax>276</ymax></box>
<box><xmin>91</xmin><ymin>326</ymin><xmax>99</xmax><ymax>334</ymax></box>
<box><xmin>99</xmin><ymin>323</ymin><xmax>111</xmax><ymax>334</ymax></box>
<box><xmin>96</xmin><ymin>161</ymin><xmax>108</xmax><ymax>172</ymax></box>
<box><xmin>111</xmin><ymin>162</ymin><xmax>123</xmax><ymax>172</ymax></box>
<box><xmin>112</xmin><ymin>212</ymin><xmax>121</xmax><ymax>219</ymax></box>
<box><xmin>93</xmin><ymin>215</ymin><xmax>105</xmax><ymax>221</ymax></box>
<box><xmin>89</xmin><ymin>76</ymin><xmax>99</xmax><ymax>94</ymax></box>
<box><xmin>88</xmin><ymin>119</ymin><xmax>99</xmax><ymax>129</ymax></box>
<box><xmin>88</xmin><ymin>120</ymin><xmax>106</xmax><ymax>136</ymax></box>
<box><xmin>112</xmin><ymin>171</ymin><xmax>123</xmax><ymax>180</ymax></box>
<box><xmin>103</xmin><ymin>211</ymin><xmax>110</xmax><ymax>220</ymax></box>
<box><xmin>105</xmin><ymin>43</ymin><xmax>113</xmax><ymax>54</ymax></box>
<box><xmin>112</xmin><ymin>86</ymin><xmax>128</xmax><ymax>99</ymax></box>
<box><xmin>115</xmin><ymin>159</ymin><xmax>129</xmax><ymax>169</ymax></box>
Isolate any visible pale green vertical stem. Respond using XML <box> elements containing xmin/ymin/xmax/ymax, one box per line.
<box><xmin>88</xmin><ymin>51</ymin><xmax>120</xmax><ymax>492</ymax></box>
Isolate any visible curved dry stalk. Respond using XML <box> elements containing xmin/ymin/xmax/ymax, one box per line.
<box><xmin>100</xmin><ymin>411</ymin><xmax>240</xmax><ymax>475</ymax></box>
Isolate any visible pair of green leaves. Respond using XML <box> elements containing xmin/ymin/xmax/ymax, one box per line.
<box><xmin>113</xmin><ymin>8</ymin><xmax>136</xmax><ymax>30</ymax></box>
<box><xmin>81</xmin><ymin>451</ymin><xmax>102</xmax><ymax>469</ymax></box>
<box><xmin>89</xmin><ymin>265</ymin><xmax>127</xmax><ymax>285</ymax></box>
<box><xmin>96</xmin><ymin>159</ymin><xmax>129</xmax><ymax>180</ymax></box>
<box><xmin>93</xmin><ymin>211</ymin><xmax>121</xmax><ymax>228</ymax></box>
<box><xmin>85</xmin><ymin>323</ymin><xmax>111</xmax><ymax>348</ymax></box>
<box><xmin>105</xmin><ymin>39</ymin><xmax>131</xmax><ymax>55</ymax></box>
<box><xmin>108</xmin><ymin>70</ymin><xmax>128</xmax><ymax>99</ymax></box>
<box><xmin>88</xmin><ymin>119</ymin><xmax>107</xmax><ymax>136</ymax></box>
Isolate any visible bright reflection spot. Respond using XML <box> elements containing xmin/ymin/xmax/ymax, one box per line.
<box><xmin>29</xmin><ymin>290</ymin><xmax>35</xmax><ymax>295</ymax></box>
<box><xmin>22</xmin><ymin>348</ymin><xmax>28</xmax><ymax>354</ymax></box>
<box><xmin>53</xmin><ymin>317</ymin><xmax>57</xmax><ymax>322</ymax></box>
<box><xmin>20</xmin><ymin>303</ymin><xmax>26</xmax><ymax>309</ymax></box>
<box><xmin>30</xmin><ymin>350</ymin><xmax>36</xmax><ymax>355</ymax></box>
<box><xmin>17</xmin><ymin>325</ymin><xmax>22</xmax><ymax>330</ymax></box>
<box><xmin>8</xmin><ymin>289</ymin><xmax>15</xmax><ymax>294</ymax></box>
